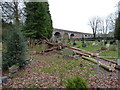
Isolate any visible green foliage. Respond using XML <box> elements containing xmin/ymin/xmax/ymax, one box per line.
<box><xmin>64</xmin><ymin>76</ymin><xmax>89</xmax><ymax>89</ymax></box>
<box><xmin>2</xmin><ymin>26</ymin><xmax>26</xmax><ymax>70</ymax></box>
<box><xmin>2</xmin><ymin>20</ymin><xmax>13</xmax><ymax>42</ymax></box>
<box><xmin>23</xmin><ymin>2</ymin><xmax>53</xmax><ymax>40</ymax></box>
<box><xmin>114</xmin><ymin>12</ymin><xmax>120</xmax><ymax>40</ymax></box>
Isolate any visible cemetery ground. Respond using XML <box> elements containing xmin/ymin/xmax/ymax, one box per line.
<box><xmin>2</xmin><ymin>40</ymin><xmax>120</xmax><ymax>88</ymax></box>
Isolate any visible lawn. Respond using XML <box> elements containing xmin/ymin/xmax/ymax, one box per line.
<box><xmin>100</xmin><ymin>50</ymin><xmax>118</xmax><ymax>57</ymax></box>
<box><xmin>70</xmin><ymin>40</ymin><xmax>118</xmax><ymax>62</ymax></box>
<box><xmin>53</xmin><ymin>40</ymin><xmax>104</xmax><ymax>52</ymax></box>
<box><xmin>74</xmin><ymin>41</ymin><xmax>103</xmax><ymax>51</ymax></box>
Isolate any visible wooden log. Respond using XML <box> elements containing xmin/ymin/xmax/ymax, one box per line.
<box><xmin>68</xmin><ymin>47</ymin><xmax>97</xmax><ymax>57</ymax></box>
<box><xmin>97</xmin><ymin>56</ymin><xmax>117</xmax><ymax>65</ymax></box>
<box><xmin>73</xmin><ymin>50</ymin><xmax>90</xmax><ymax>57</ymax></box>
<box><xmin>82</xmin><ymin>56</ymin><xmax>98</xmax><ymax>64</ymax></box>
<box><xmin>98</xmin><ymin>56</ymin><xmax>118</xmax><ymax>59</ymax></box>
<box><xmin>82</xmin><ymin>56</ymin><xmax>115</xmax><ymax>72</ymax></box>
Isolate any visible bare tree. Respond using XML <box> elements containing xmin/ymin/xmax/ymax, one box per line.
<box><xmin>98</xmin><ymin>18</ymin><xmax>109</xmax><ymax>35</ymax></box>
<box><xmin>1</xmin><ymin>0</ymin><xmax>25</xmax><ymax>25</ymax></box>
<box><xmin>88</xmin><ymin>16</ymin><xmax>101</xmax><ymax>39</ymax></box>
<box><xmin>107</xmin><ymin>12</ymin><xmax>118</xmax><ymax>32</ymax></box>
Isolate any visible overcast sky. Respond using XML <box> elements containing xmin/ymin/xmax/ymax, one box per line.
<box><xmin>48</xmin><ymin>0</ymin><xmax>119</xmax><ymax>33</ymax></box>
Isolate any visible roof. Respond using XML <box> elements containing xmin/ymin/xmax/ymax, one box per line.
<box><xmin>54</xmin><ymin>28</ymin><xmax>92</xmax><ymax>35</ymax></box>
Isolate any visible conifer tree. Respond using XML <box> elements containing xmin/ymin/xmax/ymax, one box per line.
<box><xmin>114</xmin><ymin>12</ymin><xmax>120</xmax><ymax>40</ymax></box>
<box><xmin>23</xmin><ymin>2</ymin><xmax>53</xmax><ymax>40</ymax></box>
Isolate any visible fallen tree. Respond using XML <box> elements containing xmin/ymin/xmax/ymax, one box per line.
<box><xmin>82</xmin><ymin>56</ymin><xmax>115</xmax><ymax>72</ymax></box>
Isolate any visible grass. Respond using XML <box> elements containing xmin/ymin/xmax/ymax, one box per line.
<box><xmin>72</xmin><ymin>41</ymin><xmax>118</xmax><ymax>57</ymax></box>
<box><xmin>29</xmin><ymin>44</ymin><xmax>47</xmax><ymax>51</ymax></box>
<box><xmin>74</xmin><ymin>41</ymin><xmax>103</xmax><ymax>52</ymax></box>
<box><xmin>100</xmin><ymin>50</ymin><xmax>118</xmax><ymax>57</ymax></box>
<box><xmin>32</xmin><ymin>52</ymin><xmax>97</xmax><ymax>78</ymax></box>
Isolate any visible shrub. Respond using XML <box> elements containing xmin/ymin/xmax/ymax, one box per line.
<box><xmin>2</xmin><ymin>26</ymin><xmax>27</xmax><ymax>70</ymax></box>
<box><xmin>64</xmin><ymin>76</ymin><xmax>89</xmax><ymax>89</ymax></box>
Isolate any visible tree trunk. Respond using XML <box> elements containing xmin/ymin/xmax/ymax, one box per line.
<box><xmin>93</xmin><ymin>33</ymin><xmax>96</xmax><ymax>39</ymax></box>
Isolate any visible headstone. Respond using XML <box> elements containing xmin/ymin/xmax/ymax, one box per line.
<box><xmin>104</xmin><ymin>41</ymin><xmax>107</xmax><ymax>45</ymax></box>
<box><xmin>82</xmin><ymin>43</ymin><xmax>86</xmax><ymax>47</ymax></box>
<box><xmin>0</xmin><ymin>76</ymin><xmax>8</xmax><ymax>83</ymax></box>
<box><xmin>92</xmin><ymin>42</ymin><xmax>96</xmax><ymax>46</ymax></box>
<box><xmin>73</xmin><ymin>42</ymin><xmax>76</xmax><ymax>46</ymax></box>
<box><xmin>113</xmin><ymin>40</ymin><xmax>117</xmax><ymax>45</ymax></box>
<box><xmin>110</xmin><ymin>40</ymin><xmax>114</xmax><ymax>45</ymax></box>
<box><xmin>98</xmin><ymin>40</ymin><xmax>100</xmax><ymax>42</ymax></box>
<box><xmin>113</xmin><ymin>42</ymin><xmax>117</xmax><ymax>45</ymax></box>
<box><xmin>106</xmin><ymin>44</ymin><xmax>110</xmax><ymax>48</ymax></box>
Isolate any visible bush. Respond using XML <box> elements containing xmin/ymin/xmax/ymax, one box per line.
<box><xmin>64</xmin><ymin>76</ymin><xmax>89</xmax><ymax>89</ymax></box>
<box><xmin>2</xmin><ymin>26</ymin><xmax>27</xmax><ymax>70</ymax></box>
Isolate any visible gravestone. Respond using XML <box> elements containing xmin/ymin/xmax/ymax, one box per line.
<box><xmin>0</xmin><ymin>76</ymin><xmax>8</xmax><ymax>83</ymax></box>
<box><xmin>104</xmin><ymin>41</ymin><xmax>108</xmax><ymax>45</ymax></box>
<box><xmin>113</xmin><ymin>42</ymin><xmax>117</xmax><ymax>45</ymax></box>
<box><xmin>110</xmin><ymin>40</ymin><xmax>114</xmax><ymax>45</ymax></box>
<box><xmin>113</xmin><ymin>40</ymin><xmax>117</xmax><ymax>45</ymax></box>
<box><xmin>106</xmin><ymin>44</ymin><xmax>110</xmax><ymax>48</ymax></box>
<box><xmin>73</xmin><ymin>42</ymin><xmax>76</xmax><ymax>46</ymax></box>
<box><xmin>92</xmin><ymin>42</ymin><xmax>96</xmax><ymax>46</ymax></box>
<box><xmin>98</xmin><ymin>40</ymin><xmax>101</xmax><ymax>42</ymax></box>
<box><xmin>82</xmin><ymin>43</ymin><xmax>86</xmax><ymax>47</ymax></box>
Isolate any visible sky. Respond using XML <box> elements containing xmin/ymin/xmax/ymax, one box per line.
<box><xmin>48</xmin><ymin>0</ymin><xmax>119</xmax><ymax>33</ymax></box>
